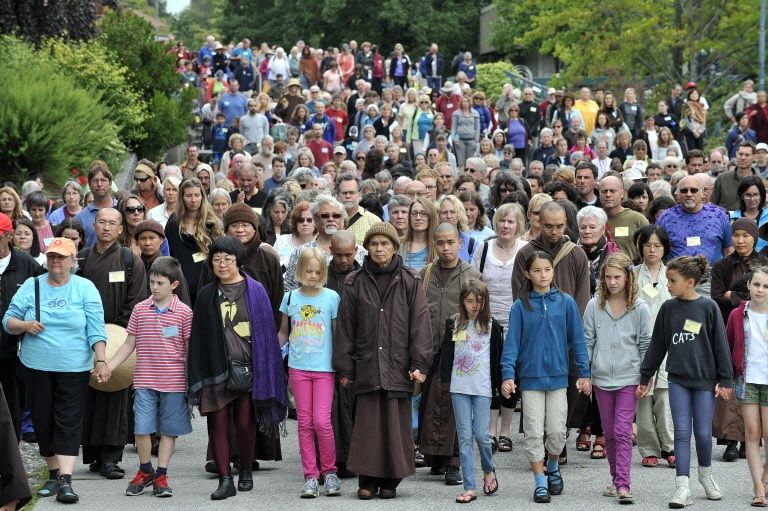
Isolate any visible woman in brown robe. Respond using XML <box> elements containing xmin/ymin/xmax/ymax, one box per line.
<box><xmin>0</xmin><ymin>381</ymin><xmax>31</xmax><ymax>510</ymax></box>
<box><xmin>333</xmin><ymin>223</ymin><xmax>433</xmax><ymax>499</ymax></box>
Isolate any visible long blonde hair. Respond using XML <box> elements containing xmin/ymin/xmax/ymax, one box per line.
<box><xmin>177</xmin><ymin>178</ymin><xmax>222</xmax><ymax>256</ymax></box>
<box><xmin>598</xmin><ymin>253</ymin><xmax>638</xmax><ymax>309</ymax></box>
<box><xmin>0</xmin><ymin>187</ymin><xmax>25</xmax><ymax>221</ymax></box>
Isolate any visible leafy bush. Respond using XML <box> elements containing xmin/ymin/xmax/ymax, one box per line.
<box><xmin>42</xmin><ymin>38</ymin><xmax>149</xmax><ymax>150</ymax></box>
<box><xmin>476</xmin><ymin>62</ymin><xmax>515</xmax><ymax>99</ymax></box>
<box><xmin>0</xmin><ymin>59</ymin><xmax>124</xmax><ymax>187</ymax></box>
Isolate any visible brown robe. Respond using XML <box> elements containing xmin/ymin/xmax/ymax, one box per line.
<box><xmin>0</xmin><ymin>381</ymin><xmax>31</xmax><ymax>509</ymax></box>
<box><xmin>78</xmin><ymin>242</ymin><xmax>148</xmax><ymax>464</ymax></box>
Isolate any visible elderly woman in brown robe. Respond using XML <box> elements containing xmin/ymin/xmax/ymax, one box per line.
<box><xmin>333</xmin><ymin>222</ymin><xmax>433</xmax><ymax>499</ymax></box>
<box><xmin>1</xmin><ymin>381</ymin><xmax>31</xmax><ymax>510</ymax></box>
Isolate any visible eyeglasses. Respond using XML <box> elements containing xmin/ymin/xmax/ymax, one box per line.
<box><xmin>320</xmin><ymin>213</ymin><xmax>343</xmax><ymax>219</ymax></box>
<box><xmin>96</xmin><ymin>220</ymin><xmax>119</xmax><ymax>227</ymax></box>
<box><xmin>410</xmin><ymin>210</ymin><xmax>429</xmax><ymax>217</ymax></box>
<box><xmin>743</xmin><ymin>193</ymin><xmax>761</xmax><ymax>199</ymax></box>
<box><xmin>297</xmin><ymin>217</ymin><xmax>314</xmax><ymax>224</ymax></box>
<box><xmin>498</xmin><ymin>187</ymin><xmax>512</xmax><ymax>193</ymax></box>
<box><xmin>678</xmin><ymin>188</ymin><xmax>699</xmax><ymax>194</ymax></box>
<box><xmin>531</xmin><ymin>210</ymin><xmax>541</xmax><ymax>216</ymax></box>
<box><xmin>134</xmin><ymin>175</ymin><xmax>150</xmax><ymax>183</ymax></box>
<box><xmin>666</xmin><ymin>165</ymin><xmax>678</xmax><ymax>168</ymax></box>
<box><xmin>419</xmin><ymin>101</ymin><xmax>429</xmax><ymax>104</ymax></box>
<box><xmin>211</xmin><ymin>255</ymin><xmax>236</xmax><ymax>266</ymax></box>
<box><xmin>125</xmin><ymin>205</ymin><xmax>145</xmax><ymax>214</ymax></box>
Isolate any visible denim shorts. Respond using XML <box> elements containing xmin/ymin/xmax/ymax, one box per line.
<box><xmin>133</xmin><ymin>388</ymin><xmax>192</xmax><ymax>436</ymax></box>
<box><xmin>740</xmin><ymin>383</ymin><xmax>768</xmax><ymax>406</ymax></box>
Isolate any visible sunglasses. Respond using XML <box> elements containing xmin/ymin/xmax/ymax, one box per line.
<box><xmin>356</xmin><ymin>156</ymin><xmax>366</xmax><ymax>160</ymax></box>
<box><xmin>134</xmin><ymin>175</ymin><xmax>151</xmax><ymax>183</ymax></box>
<box><xmin>320</xmin><ymin>213</ymin><xmax>342</xmax><ymax>219</ymax></box>
<box><xmin>297</xmin><ymin>217</ymin><xmax>314</xmax><ymax>223</ymax></box>
<box><xmin>678</xmin><ymin>188</ymin><xmax>699</xmax><ymax>194</ymax></box>
<box><xmin>125</xmin><ymin>205</ymin><xmax>146</xmax><ymax>214</ymax></box>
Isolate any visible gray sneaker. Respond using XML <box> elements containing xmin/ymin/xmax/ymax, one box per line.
<box><xmin>324</xmin><ymin>472</ymin><xmax>341</xmax><ymax>496</ymax></box>
<box><xmin>301</xmin><ymin>477</ymin><xmax>319</xmax><ymax>498</ymax></box>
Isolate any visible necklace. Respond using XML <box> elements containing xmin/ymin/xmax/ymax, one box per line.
<box><xmin>494</xmin><ymin>239</ymin><xmax>515</xmax><ymax>254</ymax></box>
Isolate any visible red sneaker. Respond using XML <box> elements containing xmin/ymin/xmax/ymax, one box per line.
<box><xmin>152</xmin><ymin>474</ymin><xmax>173</xmax><ymax>497</ymax></box>
<box><xmin>125</xmin><ymin>470</ymin><xmax>154</xmax><ymax>496</ymax></box>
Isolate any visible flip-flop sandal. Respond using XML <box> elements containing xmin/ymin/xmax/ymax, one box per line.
<box><xmin>490</xmin><ymin>436</ymin><xmax>498</xmax><ymax>453</ymax></box>
<box><xmin>483</xmin><ymin>472</ymin><xmax>498</xmax><ymax>495</ymax></box>
<box><xmin>618</xmin><ymin>488</ymin><xmax>635</xmax><ymax>504</ymax></box>
<box><xmin>753</xmin><ymin>496</ymin><xmax>768</xmax><ymax>507</ymax></box>
<box><xmin>603</xmin><ymin>484</ymin><xmax>617</xmax><ymax>497</ymax></box>
<box><xmin>456</xmin><ymin>491</ymin><xmax>477</xmax><ymax>503</ymax></box>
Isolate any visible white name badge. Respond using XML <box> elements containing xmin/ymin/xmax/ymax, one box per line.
<box><xmin>686</xmin><ymin>236</ymin><xmax>701</xmax><ymax>247</ymax></box>
<box><xmin>321</xmin><ymin>147</ymin><xmax>329</xmax><ymax>153</ymax></box>
<box><xmin>447</xmin><ymin>103</ymin><xmax>454</xmax><ymax>109</ymax></box>
<box><xmin>614</xmin><ymin>226</ymin><xmax>629</xmax><ymax>237</ymax></box>
<box><xmin>530</xmin><ymin>107</ymin><xmax>537</xmax><ymax>112</ymax></box>
<box><xmin>109</xmin><ymin>271</ymin><xmax>125</xmax><ymax>283</ymax></box>
<box><xmin>643</xmin><ymin>284</ymin><xmax>659</xmax><ymax>299</ymax></box>
<box><xmin>192</xmin><ymin>252</ymin><xmax>206</xmax><ymax>263</ymax></box>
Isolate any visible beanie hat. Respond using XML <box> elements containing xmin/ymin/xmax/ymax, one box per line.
<box><xmin>363</xmin><ymin>222</ymin><xmax>400</xmax><ymax>250</ymax></box>
<box><xmin>134</xmin><ymin>219</ymin><xmax>165</xmax><ymax>241</ymax></box>
<box><xmin>223</xmin><ymin>203</ymin><xmax>259</xmax><ymax>231</ymax></box>
<box><xmin>733</xmin><ymin>217</ymin><xmax>758</xmax><ymax>243</ymax></box>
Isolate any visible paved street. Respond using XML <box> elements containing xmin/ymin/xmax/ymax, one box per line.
<box><xmin>32</xmin><ymin>413</ymin><xmax>755</xmax><ymax>510</ymax></box>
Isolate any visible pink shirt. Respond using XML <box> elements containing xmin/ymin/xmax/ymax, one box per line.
<box><xmin>126</xmin><ymin>294</ymin><xmax>193</xmax><ymax>392</ymax></box>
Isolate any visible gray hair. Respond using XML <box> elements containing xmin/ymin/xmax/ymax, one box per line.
<box><xmin>374</xmin><ymin>135</ymin><xmax>389</xmax><ymax>145</ymax></box>
<box><xmin>576</xmin><ymin>205</ymin><xmax>607</xmax><ymax>230</ymax></box>
<box><xmin>649</xmin><ymin>179</ymin><xmax>673</xmax><ymax>199</ymax></box>
<box><xmin>310</xmin><ymin>194</ymin><xmax>348</xmax><ymax>222</ymax></box>
<box><xmin>388</xmin><ymin>194</ymin><xmax>412</xmax><ymax>210</ymax></box>
<box><xmin>61</xmin><ymin>180</ymin><xmax>83</xmax><ymax>200</ymax></box>
<box><xmin>210</xmin><ymin>188</ymin><xmax>232</xmax><ymax>204</ymax></box>
<box><xmin>539</xmin><ymin>127</ymin><xmax>553</xmax><ymax>138</ymax></box>
<box><xmin>465</xmin><ymin>157</ymin><xmax>487</xmax><ymax>176</ymax></box>
<box><xmin>292</xmin><ymin>167</ymin><xmax>315</xmax><ymax>185</ymax></box>
<box><xmin>375</xmin><ymin>169</ymin><xmax>393</xmax><ymax>182</ymax></box>
<box><xmin>338</xmin><ymin>160</ymin><xmax>357</xmax><ymax>174</ymax></box>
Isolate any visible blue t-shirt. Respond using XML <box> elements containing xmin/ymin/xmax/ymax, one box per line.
<box><xmin>657</xmin><ymin>204</ymin><xmax>732</xmax><ymax>264</ymax></box>
<box><xmin>3</xmin><ymin>275</ymin><xmax>106</xmax><ymax>372</ymax></box>
<box><xmin>212</xmin><ymin>124</ymin><xmax>230</xmax><ymax>153</ymax></box>
<box><xmin>280</xmin><ymin>288</ymin><xmax>340</xmax><ymax>372</ymax></box>
<box><xmin>73</xmin><ymin>198</ymin><xmax>119</xmax><ymax>247</ymax></box>
<box><xmin>219</xmin><ymin>92</ymin><xmax>248</xmax><ymax>127</ymax></box>
<box><xmin>417</xmin><ymin>111</ymin><xmax>434</xmax><ymax>140</ymax></box>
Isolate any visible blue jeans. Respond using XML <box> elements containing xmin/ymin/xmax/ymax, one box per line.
<box><xmin>451</xmin><ymin>393</ymin><xmax>494</xmax><ymax>491</ymax></box>
<box><xmin>668</xmin><ymin>381</ymin><xmax>715</xmax><ymax>476</ymax></box>
<box><xmin>427</xmin><ymin>76</ymin><xmax>442</xmax><ymax>92</ymax></box>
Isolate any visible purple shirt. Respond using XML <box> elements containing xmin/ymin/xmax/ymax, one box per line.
<box><xmin>656</xmin><ymin>204</ymin><xmax>732</xmax><ymax>264</ymax></box>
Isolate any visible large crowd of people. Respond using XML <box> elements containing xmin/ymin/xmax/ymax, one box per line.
<box><xmin>3</xmin><ymin>34</ymin><xmax>768</xmax><ymax>510</ymax></box>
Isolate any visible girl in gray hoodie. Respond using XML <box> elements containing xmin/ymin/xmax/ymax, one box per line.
<box><xmin>584</xmin><ymin>253</ymin><xmax>651</xmax><ymax>503</ymax></box>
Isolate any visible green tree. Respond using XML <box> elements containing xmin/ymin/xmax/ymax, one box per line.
<box><xmin>98</xmin><ymin>8</ymin><xmax>193</xmax><ymax>159</ymax></box>
<box><xmin>0</xmin><ymin>0</ymin><xmax>97</xmax><ymax>42</ymax></box>
<box><xmin>0</xmin><ymin>59</ymin><xmax>124</xmax><ymax>187</ymax></box>
<box><xmin>217</xmin><ymin>0</ymin><xmax>486</xmax><ymax>64</ymax></box>
<box><xmin>170</xmin><ymin>0</ymin><xmax>223</xmax><ymax>47</ymax></box>
<box><xmin>490</xmin><ymin>0</ymin><xmax>759</xmax><ymax>95</ymax></box>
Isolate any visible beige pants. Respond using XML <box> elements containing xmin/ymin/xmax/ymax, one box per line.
<box><xmin>636</xmin><ymin>388</ymin><xmax>674</xmax><ymax>457</ymax></box>
<box><xmin>522</xmin><ymin>389</ymin><xmax>567</xmax><ymax>463</ymax></box>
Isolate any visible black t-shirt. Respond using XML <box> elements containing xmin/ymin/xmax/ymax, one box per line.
<box><xmin>229</xmin><ymin>189</ymin><xmax>267</xmax><ymax>209</ymax></box>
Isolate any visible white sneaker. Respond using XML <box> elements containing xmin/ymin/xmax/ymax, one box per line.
<box><xmin>669</xmin><ymin>476</ymin><xmax>693</xmax><ymax>508</ymax></box>
<box><xmin>697</xmin><ymin>466</ymin><xmax>722</xmax><ymax>500</ymax></box>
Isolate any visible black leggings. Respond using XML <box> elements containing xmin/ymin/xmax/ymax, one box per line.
<box><xmin>25</xmin><ymin>367</ymin><xmax>90</xmax><ymax>457</ymax></box>
<box><xmin>207</xmin><ymin>393</ymin><xmax>255</xmax><ymax>477</ymax></box>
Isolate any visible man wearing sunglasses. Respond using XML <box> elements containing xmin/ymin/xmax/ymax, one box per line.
<box><xmin>131</xmin><ymin>160</ymin><xmax>163</xmax><ymax>211</ymax></box>
<box><xmin>657</xmin><ymin>175</ymin><xmax>733</xmax><ymax>293</ymax></box>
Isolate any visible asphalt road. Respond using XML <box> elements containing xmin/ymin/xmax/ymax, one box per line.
<box><xmin>32</xmin><ymin>413</ymin><xmax>757</xmax><ymax>510</ymax></box>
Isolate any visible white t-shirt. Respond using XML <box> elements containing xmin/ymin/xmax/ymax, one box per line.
<box><xmin>746</xmin><ymin>310</ymin><xmax>768</xmax><ymax>385</ymax></box>
<box><xmin>0</xmin><ymin>252</ymin><xmax>11</xmax><ymax>275</ymax></box>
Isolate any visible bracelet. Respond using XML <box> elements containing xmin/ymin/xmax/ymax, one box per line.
<box><xmin>96</xmin><ymin>360</ymin><xmax>106</xmax><ymax>364</ymax></box>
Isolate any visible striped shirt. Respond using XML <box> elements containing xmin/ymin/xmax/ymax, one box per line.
<box><xmin>126</xmin><ymin>294</ymin><xmax>192</xmax><ymax>392</ymax></box>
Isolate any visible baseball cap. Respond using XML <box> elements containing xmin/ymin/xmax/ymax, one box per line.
<box><xmin>0</xmin><ymin>212</ymin><xmax>12</xmax><ymax>234</ymax></box>
<box><xmin>333</xmin><ymin>146</ymin><xmax>346</xmax><ymax>155</ymax></box>
<box><xmin>45</xmin><ymin>237</ymin><xmax>77</xmax><ymax>257</ymax></box>
<box><xmin>757</xmin><ymin>142</ymin><xmax>768</xmax><ymax>153</ymax></box>
<box><xmin>547</xmin><ymin>87</ymin><xmax>556</xmax><ymax>95</ymax></box>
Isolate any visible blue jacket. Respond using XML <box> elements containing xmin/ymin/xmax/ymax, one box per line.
<box><xmin>502</xmin><ymin>288</ymin><xmax>590</xmax><ymax>391</ymax></box>
<box><xmin>304</xmin><ymin>114</ymin><xmax>336</xmax><ymax>144</ymax></box>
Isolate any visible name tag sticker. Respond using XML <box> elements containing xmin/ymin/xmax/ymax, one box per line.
<box><xmin>683</xmin><ymin>319</ymin><xmax>702</xmax><ymax>334</ymax></box>
<box><xmin>321</xmin><ymin>147</ymin><xmax>328</xmax><ymax>153</ymax></box>
<box><xmin>162</xmin><ymin>325</ymin><xmax>179</xmax><ymax>338</ymax></box>
<box><xmin>614</xmin><ymin>226</ymin><xmax>629</xmax><ymax>237</ymax></box>
<box><xmin>447</xmin><ymin>103</ymin><xmax>454</xmax><ymax>109</ymax></box>
<box><xmin>108</xmin><ymin>271</ymin><xmax>125</xmax><ymax>283</ymax></box>
<box><xmin>530</xmin><ymin>107</ymin><xmax>537</xmax><ymax>112</ymax></box>
<box><xmin>686</xmin><ymin>236</ymin><xmax>701</xmax><ymax>247</ymax></box>
<box><xmin>454</xmin><ymin>330</ymin><xmax>467</xmax><ymax>341</ymax></box>
<box><xmin>643</xmin><ymin>284</ymin><xmax>659</xmax><ymax>299</ymax></box>
<box><xmin>192</xmin><ymin>252</ymin><xmax>206</xmax><ymax>263</ymax></box>
<box><xmin>631</xmin><ymin>105</ymin><xmax>638</xmax><ymax>111</ymax></box>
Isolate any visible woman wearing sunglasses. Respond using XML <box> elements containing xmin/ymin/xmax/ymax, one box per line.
<box><xmin>118</xmin><ymin>195</ymin><xmax>169</xmax><ymax>258</ymax></box>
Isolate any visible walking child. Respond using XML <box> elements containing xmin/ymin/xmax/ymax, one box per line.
<box><xmin>278</xmin><ymin>247</ymin><xmax>341</xmax><ymax>498</ymax></box>
<box><xmin>105</xmin><ymin>257</ymin><xmax>194</xmax><ymax>497</ymax></box>
<box><xmin>501</xmin><ymin>251</ymin><xmax>592</xmax><ymax>504</ymax></box>
<box><xmin>638</xmin><ymin>255</ymin><xmax>733</xmax><ymax>508</ymax></box>
<box><xmin>633</xmin><ymin>225</ymin><xmax>675</xmax><ymax>469</ymax></box>
<box><xmin>725</xmin><ymin>265</ymin><xmax>768</xmax><ymax>507</ymax></box>
<box><xmin>439</xmin><ymin>279</ymin><xmax>502</xmax><ymax>503</ymax></box>
<box><xmin>584</xmin><ymin>253</ymin><xmax>651</xmax><ymax>503</ymax></box>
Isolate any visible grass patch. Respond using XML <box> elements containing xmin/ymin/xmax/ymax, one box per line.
<box><xmin>25</xmin><ymin>464</ymin><xmax>49</xmax><ymax>509</ymax></box>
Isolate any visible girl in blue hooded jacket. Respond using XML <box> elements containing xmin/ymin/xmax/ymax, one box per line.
<box><xmin>501</xmin><ymin>250</ymin><xmax>592</xmax><ymax>504</ymax></box>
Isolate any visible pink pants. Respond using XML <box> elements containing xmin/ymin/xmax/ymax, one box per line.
<box><xmin>594</xmin><ymin>386</ymin><xmax>637</xmax><ymax>491</ymax></box>
<box><xmin>289</xmin><ymin>368</ymin><xmax>336</xmax><ymax>479</ymax></box>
